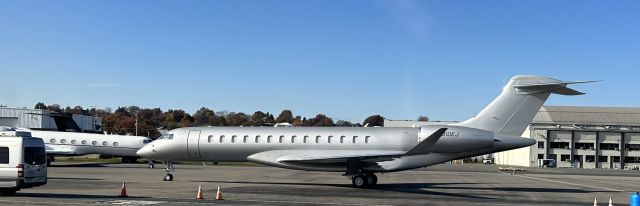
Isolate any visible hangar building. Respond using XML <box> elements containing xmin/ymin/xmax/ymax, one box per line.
<box><xmin>494</xmin><ymin>106</ymin><xmax>640</xmax><ymax>169</ymax></box>
<box><xmin>385</xmin><ymin>106</ymin><xmax>640</xmax><ymax>169</ymax></box>
<box><xmin>0</xmin><ymin>107</ymin><xmax>102</xmax><ymax>132</ymax></box>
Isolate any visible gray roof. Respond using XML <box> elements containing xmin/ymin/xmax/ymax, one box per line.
<box><xmin>532</xmin><ymin>106</ymin><xmax>640</xmax><ymax>126</ymax></box>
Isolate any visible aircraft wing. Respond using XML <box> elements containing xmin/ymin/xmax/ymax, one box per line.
<box><xmin>44</xmin><ymin>144</ymin><xmax>78</xmax><ymax>155</ymax></box>
<box><xmin>248</xmin><ymin>150</ymin><xmax>406</xmax><ymax>165</ymax></box>
<box><xmin>247</xmin><ymin>128</ymin><xmax>447</xmax><ymax>168</ymax></box>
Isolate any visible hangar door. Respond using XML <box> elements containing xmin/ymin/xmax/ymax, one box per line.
<box><xmin>187</xmin><ymin>130</ymin><xmax>201</xmax><ymax>159</ymax></box>
<box><xmin>0</xmin><ymin>117</ymin><xmax>18</xmax><ymax>127</ymax></box>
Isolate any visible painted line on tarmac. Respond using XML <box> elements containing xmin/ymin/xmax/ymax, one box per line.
<box><xmin>0</xmin><ymin>199</ymin><xmax>91</xmax><ymax>205</ymax></box>
<box><xmin>516</xmin><ymin>174</ymin><xmax>625</xmax><ymax>192</ymax></box>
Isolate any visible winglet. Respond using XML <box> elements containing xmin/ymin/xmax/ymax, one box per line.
<box><xmin>405</xmin><ymin>128</ymin><xmax>447</xmax><ymax>156</ymax></box>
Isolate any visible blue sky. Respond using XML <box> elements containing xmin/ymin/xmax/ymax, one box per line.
<box><xmin>1</xmin><ymin>1</ymin><xmax>639</xmax><ymax>122</ymax></box>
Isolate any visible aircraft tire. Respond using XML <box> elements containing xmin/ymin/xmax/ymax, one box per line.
<box><xmin>365</xmin><ymin>173</ymin><xmax>378</xmax><ymax>187</ymax></box>
<box><xmin>351</xmin><ymin>175</ymin><xmax>367</xmax><ymax>188</ymax></box>
<box><xmin>163</xmin><ymin>174</ymin><xmax>173</xmax><ymax>181</ymax></box>
<box><xmin>148</xmin><ymin>164</ymin><xmax>155</xmax><ymax>169</ymax></box>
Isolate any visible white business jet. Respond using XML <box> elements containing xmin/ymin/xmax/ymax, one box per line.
<box><xmin>14</xmin><ymin>128</ymin><xmax>153</xmax><ymax>166</ymax></box>
<box><xmin>137</xmin><ymin>75</ymin><xmax>593</xmax><ymax>187</ymax></box>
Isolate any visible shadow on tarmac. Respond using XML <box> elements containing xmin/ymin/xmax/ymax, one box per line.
<box><xmin>47</xmin><ymin>177</ymin><xmax>104</xmax><ymax>181</ymax></box>
<box><xmin>47</xmin><ymin>163</ymin><xmax>108</xmax><ymax>168</ymax></box>
<box><xmin>195</xmin><ymin>180</ymin><xmax>603</xmax><ymax>200</ymax></box>
<box><xmin>194</xmin><ymin>180</ymin><xmax>495</xmax><ymax>199</ymax></box>
<box><xmin>48</xmin><ymin>162</ymin><xmax>152</xmax><ymax>169</ymax></box>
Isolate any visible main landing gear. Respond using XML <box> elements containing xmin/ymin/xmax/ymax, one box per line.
<box><xmin>351</xmin><ymin>173</ymin><xmax>378</xmax><ymax>188</ymax></box>
<box><xmin>345</xmin><ymin>158</ymin><xmax>378</xmax><ymax>188</ymax></box>
<box><xmin>163</xmin><ymin>161</ymin><xmax>175</xmax><ymax>181</ymax></box>
<box><xmin>47</xmin><ymin>155</ymin><xmax>55</xmax><ymax>167</ymax></box>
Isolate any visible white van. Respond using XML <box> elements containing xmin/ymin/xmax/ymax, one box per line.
<box><xmin>0</xmin><ymin>128</ymin><xmax>47</xmax><ymax>195</ymax></box>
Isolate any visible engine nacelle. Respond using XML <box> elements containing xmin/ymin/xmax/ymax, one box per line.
<box><xmin>419</xmin><ymin>125</ymin><xmax>494</xmax><ymax>153</ymax></box>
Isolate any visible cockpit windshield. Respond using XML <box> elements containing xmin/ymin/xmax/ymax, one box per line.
<box><xmin>158</xmin><ymin>133</ymin><xmax>173</xmax><ymax>140</ymax></box>
<box><xmin>143</xmin><ymin>139</ymin><xmax>153</xmax><ymax>144</ymax></box>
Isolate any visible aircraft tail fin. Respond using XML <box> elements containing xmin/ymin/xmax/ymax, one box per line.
<box><xmin>453</xmin><ymin>75</ymin><xmax>595</xmax><ymax>136</ymax></box>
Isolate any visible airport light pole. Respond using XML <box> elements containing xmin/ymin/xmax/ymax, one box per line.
<box><xmin>135</xmin><ymin>112</ymin><xmax>138</xmax><ymax>136</ymax></box>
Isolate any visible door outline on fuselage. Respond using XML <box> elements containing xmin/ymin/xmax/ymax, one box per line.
<box><xmin>187</xmin><ymin>130</ymin><xmax>201</xmax><ymax>159</ymax></box>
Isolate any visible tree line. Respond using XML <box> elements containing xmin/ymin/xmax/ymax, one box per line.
<box><xmin>32</xmin><ymin>102</ymin><xmax>428</xmax><ymax>137</ymax></box>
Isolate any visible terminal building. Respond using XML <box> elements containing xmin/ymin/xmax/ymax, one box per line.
<box><xmin>0</xmin><ymin>107</ymin><xmax>102</xmax><ymax>132</ymax></box>
<box><xmin>385</xmin><ymin>106</ymin><xmax>640</xmax><ymax>169</ymax></box>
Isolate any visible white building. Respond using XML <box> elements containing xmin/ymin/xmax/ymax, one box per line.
<box><xmin>383</xmin><ymin>120</ymin><xmax>457</xmax><ymax>127</ymax></box>
<box><xmin>495</xmin><ymin>106</ymin><xmax>640</xmax><ymax>169</ymax></box>
<box><xmin>0</xmin><ymin>107</ymin><xmax>102</xmax><ymax>132</ymax></box>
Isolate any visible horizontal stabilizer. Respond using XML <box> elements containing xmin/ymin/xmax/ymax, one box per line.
<box><xmin>512</xmin><ymin>79</ymin><xmax>596</xmax><ymax>96</ymax></box>
<box><xmin>404</xmin><ymin>128</ymin><xmax>447</xmax><ymax>156</ymax></box>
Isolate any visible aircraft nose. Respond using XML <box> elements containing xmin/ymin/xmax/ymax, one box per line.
<box><xmin>136</xmin><ymin>144</ymin><xmax>155</xmax><ymax>157</ymax></box>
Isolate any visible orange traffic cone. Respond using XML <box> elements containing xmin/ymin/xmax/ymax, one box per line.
<box><xmin>196</xmin><ymin>184</ymin><xmax>204</xmax><ymax>199</ymax></box>
<box><xmin>215</xmin><ymin>185</ymin><xmax>224</xmax><ymax>200</ymax></box>
<box><xmin>119</xmin><ymin>182</ymin><xmax>128</xmax><ymax>198</ymax></box>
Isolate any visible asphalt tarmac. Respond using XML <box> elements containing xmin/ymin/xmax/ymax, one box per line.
<box><xmin>1</xmin><ymin>162</ymin><xmax>639</xmax><ymax>205</ymax></box>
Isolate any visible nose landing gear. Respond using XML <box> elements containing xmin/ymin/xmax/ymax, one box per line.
<box><xmin>162</xmin><ymin>161</ymin><xmax>175</xmax><ymax>181</ymax></box>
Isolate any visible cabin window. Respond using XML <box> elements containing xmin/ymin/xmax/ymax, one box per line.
<box><xmin>292</xmin><ymin>135</ymin><xmax>297</xmax><ymax>143</ymax></box>
<box><xmin>71</xmin><ymin>140</ymin><xmax>76</xmax><ymax>144</ymax></box>
<box><xmin>208</xmin><ymin>135</ymin><xmax>214</xmax><ymax>143</ymax></box>
<box><xmin>60</xmin><ymin>139</ymin><xmax>67</xmax><ymax>144</ymax></box>
<box><xmin>0</xmin><ymin>147</ymin><xmax>8</xmax><ymax>164</ymax></box>
<box><xmin>267</xmin><ymin>135</ymin><xmax>273</xmax><ymax>143</ymax></box>
<box><xmin>365</xmin><ymin>136</ymin><xmax>371</xmax><ymax>144</ymax></box>
<box><xmin>279</xmin><ymin>135</ymin><xmax>285</xmax><ymax>143</ymax></box>
<box><xmin>81</xmin><ymin>140</ymin><xmax>87</xmax><ymax>144</ymax></box>
<box><xmin>102</xmin><ymin>141</ymin><xmax>108</xmax><ymax>146</ymax></box>
<box><xmin>219</xmin><ymin>135</ymin><xmax>225</xmax><ymax>143</ymax></box>
<box><xmin>231</xmin><ymin>135</ymin><xmax>237</xmax><ymax>143</ymax></box>
<box><xmin>340</xmin><ymin>136</ymin><xmax>345</xmax><ymax>143</ymax></box>
<box><xmin>255</xmin><ymin>135</ymin><xmax>261</xmax><ymax>143</ymax></box>
<box><xmin>353</xmin><ymin>136</ymin><xmax>358</xmax><ymax>143</ymax></box>
<box><xmin>113</xmin><ymin>142</ymin><xmax>118</xmax><ymax>146</ymax></box>
<box><xmin>316</xmin><ymin>136</ymin><xmax>321</xmax><ymax>143</ymax></box>
<box><xmin>243</xmin><ymin>135</ymin><xmax>249</xmax><ymax>143</ymax></box>
<box><xmin>328</xmin><ymin>136</ymin><xmax>333</xmax><ymax>143</ymax></box>
<box><xmin>50</xmin><ymin>138</ymin><xmax>56</xmax><ymax>143</ymax></box>
<box><xmin>92</xmin><ymin>141</ymin><xmax>97</xmax><ymax>145</ymax></box>
<box><xmin>303</xmin><ymin>135</ymin><xmax>309</xmax><ymax>143</ymax></box>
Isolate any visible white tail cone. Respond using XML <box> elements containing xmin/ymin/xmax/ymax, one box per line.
<box><xmin>593</xmin><ymin>197</ymin><xmax>597</xmax><ymax>206</ymax></box>
<box><xmin>608</xmin><ymin>197</ymin><xmax>613</xmax><ymax>206</ymax></box>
